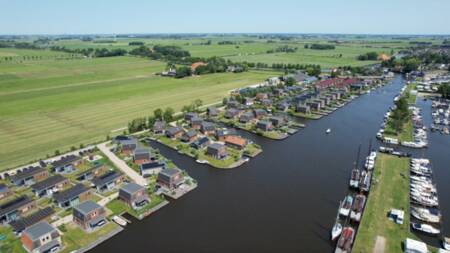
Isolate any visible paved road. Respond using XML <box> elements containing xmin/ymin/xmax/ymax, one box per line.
<box><xmin>97</xmin><ymin>142</ymin><xmax>147</xmax><ymax>186</ymax></box>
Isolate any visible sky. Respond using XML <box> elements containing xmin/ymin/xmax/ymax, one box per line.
<box><xmin>1</xmin><ymin>0</ymin><xmax>449</xmax><ymax>35</ymax></box>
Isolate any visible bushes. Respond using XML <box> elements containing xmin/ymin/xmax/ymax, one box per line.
<box><xmin>357</xmin><ymin>52</ymin><xmax>379</xmax><ymax>61</ymax></box>
<box><xmin>309</xmin><ymin>44</ymin><xmax>335</xmax><ymax>50</ymax></box>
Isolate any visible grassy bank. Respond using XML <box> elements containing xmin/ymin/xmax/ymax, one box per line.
<box><xmin>353</xmin><ymin>153</ymin><xmax>413</xmax><ymax>253</ymax></box>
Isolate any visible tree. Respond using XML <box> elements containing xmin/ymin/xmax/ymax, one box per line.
<box><xmin>175</xmin><ymin>66</ymin><xmax>192</xmax><ymax>78</ymax></box>
<box><xmin>148</xmin><ymin>116</ymin><xmax>156</xmax><ymax>127</ymax></box>
<box><xmin>163</xmin><ymin>107</ymin><xmax>175</xmax><ymax>122</ymax></box>
<box><xmin>285</xmin><ymin>77</ymin><xmax>296</xmax><ymax>86</ymax></box>
<box><xmin>153</xmin><ymin>108</ymin><xmax>163</xmax><ymax>120</ymax></box>
<box><xmin>222</xmin><ymin>97</ymin><xmax>228</xmax><ymax>106</ymax></box>
<box><xmin>438</xmin><ymin>83</ymin><xmax>450</xmax><ymax>99</ymax></box>
<box><xmin>193</xmin><ymin>99</ymin><xmax>203</xmax><ymax>111</ymax></box>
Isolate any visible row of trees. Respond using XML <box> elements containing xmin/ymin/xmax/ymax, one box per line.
<box><xmin>389</xmin><ymin>97</ymin><xmax>410</xmax><ymax>133</ymax></box>
<box><xmin>357</xmin><ymin>52</ymin><xmax>378</xmax><ymax>61</ymax></box>
<box><xmin>305</xmin><ymin>44</ymin><xmax>336</xmax><ymax>50</ymax></box>
<box><xmin>267</xmin><ymin>45</ymin><xmax>298</xmax><ymax>54</ymax></box>
<box><xmin>382</xmin><ymin>56</ymin><xmax>421</xmax><ymax>73</ymax></box>
<box><xmin>128</xmin><ymin>107</ymin><xmax>175</xmax><ymax>133</ymax></box>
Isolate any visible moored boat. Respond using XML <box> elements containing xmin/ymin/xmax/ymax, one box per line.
<box><xmin>331</xmin><ymin>208</ymin><xmax>343</xmax><ymax>241</ymax></box>
<box><xmin>411</xmin><ymin>222</ymin><xmax>440</xmax><ymax>235</ymax></box>
<box><xmin>349</xmin><ymin>169</ymin><xmax>360</xmax><ymax>189</ymax></box>
<box><xmin>410</xmin><ymin>206</ymin><xmax>441</xmax><ymax>223</ymax></box>
<box><xmin>335</xmin><ymin>227</ymin><xmax>355</xmax><ymax>253</ymax></box>
<box><xmin>359</xmin><ymin>170</ymin><xmax>371</xmax><ymax>192</ymax></box>
<box><xmin>350</xmin><ymin>194</ymin><xmax>366</xmax><ymax>222</ymax></box>
<box><xmin>339</xmin><ymin>195</ymin><xmax>353</xmax><ymax>217</ymax></box>
<box><xmin>443</xmin><ymin>237</ymin><xmax>450</xmax><ymax>250</ymax></box>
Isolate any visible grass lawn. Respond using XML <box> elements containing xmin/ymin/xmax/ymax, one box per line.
<box><xmin>106</xmin><ymin>194</ymin><xmax>165</xmax><ymax>218</ymax></box>
<box><xmin>405</xmin><ymin>83</ymin><xmax>417</xmax><ymax>105</ymax></box>
<box><xmin>59</xmin><ymin>222</ymin><xmax>119</xmax><ymax>253</ymax></box>
<box><xmin>352</xmin><ymin>153</ymin><xmax>415</xmax><ymax>253</ymax></box>
<box><xmin>0</xmin><ymin>55</ymin><xmax>279</xmax><ymax>170</ymax></box>
<box><xmin>0</xmin><ymin>226</ymin><xmax>27</xmax><ymax>253</ymax></box>
<box><xmin>384</xmin><ymin>114</ymin><xmax>414</xmax><ymax>142</ymax></box>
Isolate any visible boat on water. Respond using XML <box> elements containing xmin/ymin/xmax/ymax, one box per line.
<box><xmin>359</xmin><ymin>170</ymin><xmax>371</xmax><ymax>192</ymax></box>
<box><xmin>443</xmin><ymin>237</ymin><xmax>450</xmax><ymax>250</ymax></box>
<box><xmin>335</xmin><ymin>227</ymin><xmax>355</xmax><ymax>253</ymax></box>
<box><xmin>411</xmin><ymin>222</ymin><xmax>440</xmax><ymax>235</ymax></box>
<box><xmin>331</xmin><ymin>207</ymin><xmax>343</xmax><ymax>241</ymax></box>
<box><xmin>410</xmin><ymin>206</ymin><xmax>441</xmax><ymax>223</ymax></box>
<box><xmin>349</xmin><ymin>169</ymin><xmax>360</xmax><ymax>189</ymax></box>
<box><xmin>112</xmin><ymin>215</ymin><xmax>127</xmax><ymax>226</ymax></box>
<box><xmin>339</xmin><ymin>195</ymin><xmax>353</xmax><ymax>217</ymax></box>
<box><xmin>196</xmin><ymin>159</ymin><xmax>209</xmax><ymax>164</ymax></box>
<box><xmin>326</xmin><ymin>128</ymin><xmax>331</xmax><ymax>134</ymax></box>
<box><xmin>350</xmin><ymin>194</ymin><xmax>366</xmax><ymax>222</ymax></box>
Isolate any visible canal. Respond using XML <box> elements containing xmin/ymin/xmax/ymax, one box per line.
<box><xmin>89</xmin><ymin>75</ymin><xmax>448</xmax><ymax>252</ymax></box>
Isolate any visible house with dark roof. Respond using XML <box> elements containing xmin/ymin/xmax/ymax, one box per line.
<box><xmin>296</xmin><ymin>103</ymin><xmax>311</xmax><ymax>114</ymax></box>
<box><xmin>200</xmin><ymin>121</ymin><xmax>216</xmax><ymax>135</ymax></box>
<box><xmin>157</xmin><ymin>168</ymin><xmax>184</xmax><ymax>190</ymax></box>
<box><xmin>227</xmin><ymin>100</ymin><xmax>240</xmax><ymax>109</ymax></box>
<box><xmin>261</xmin><ymin>98</ymin><xmax>273</xmax><ymax>107</ymax></box>
<box><xmin>0</xmin><ymin>196</ymin><xmax>36</xmax><ymax>224</ymax></box>
<box><xmin>51</xmin><ymin>155</ymin><xmax>81</xmax><ymax>174</ymax></box>
<box><xmin>181</xmin><ymin>130</ymin><xmax>198</xmax><ymax>143</ymax></box>
<box><xmin>11</xmin><ymin>166</ymin><xmax>49</xmax><ymax>187</ymax></box>
<box><xmin>306</xmin><ymin>101</ymin><xmax>321</xmax><ymax>111</ymax></box>
<box><xmin>152</xmin><ymin>121</ymin><xmax>166</xmax><ymax>134</ymax></box>
<box><xmin>31</xmin><ymin>175</ymin><xmax>70</xmax><ymax>198</ymax></box>
<box><xmin>184</xmin><ymin>112</ymin><xmax>198</xmax><ymax>121</ymax></box>
<box><xmin>53</xmin><ymin>184</ymin><xmax>91</xmax><ymax>209</ymax></box>
<box><xmin>120</xmin><ymin>139</ymin><xmax>138</xmax><ymax>154</ymax></box>
<box><xmin>21</xmin><ymin>221</ymin><xmax>62</xmax><ymax>253</ymax></box>
<box><xmin>207</xmin><ymin>106</ymin><xmax>219</xmax><ymax>117</ymax></box>
<box><xmin>92</xmin><ymin>171</ymin><xmax>124</xmax><ymax>193</ymax></box>
<box><xmin>276</xmin><ymin>101</ymin><xmax>290</xmax><ymax>112</ymax></box>
<box><xmin>76</xmin><ymin>164</ymin><xmax>108</xmax><ymax>182</ymax></box>
<box><xmin>73</xmin><ymin>201</ymin><xmax>106</xmax><ymax>232</ymax></box>
<box><xmin>119</xmin><ymin>183</ymin><xmax>150</xmax><ymax>210</ymax></box>
<box><xmin>133</xmin><ymin>148</ymin><xmax>152</xmax><ymax>165</ymax></box>
<box><xmin>224</xmin><ymin>108</ymin><xmax>241</xmax><ymax>119</ymax></box>
<box><xmin>0</xmin><ymin>183</ymin><xmax>12</xmax><ymax>200</ymax></box>
<box><xmin>216</xmin><ymin>129</ymin><xmax>237</xmax><ymax>142</ymax></box>
<box><xmin>253</xmin><ymin>109</ymin><xmax>267</xmax><ymax>119</ymax></box>
<box><xmin>10</xmin><ymin>207</ymin><xmax>55</xmax><ymax>234</ymax></box>
<box><xmin>206</xmin><ymin>143</ymin><xmax>228</xmax><ymax>159</ymax></box>
<box><xmin>166</xmin><ymin>126</ymin><xmax>184</xmax><ymax>139</ymax></box>
<box><xmin>239</xmin><ymin>111</ymin><xmax>255</xmax><ymax>123</ymax></box>
<box><xmin>256</xmin><ymin>121</ymin><xmax>273</xmax><ymax>132</ymax></box>
<box><xmin>269</xmin><ymin>116</ymin><xmax>286</xmax><ymax>127</ymax></box>
<box><xmin>190</xmin><ymin>117</ymin><xmax>203</xmax><ymax>129</ymax></box>
<box><xmin>140</xmin><ymin>161</ymin><xmax>165</xmax><ymax>177</ymax></box>
<box><xmin>190</xmin><ymin>137</ymin><xmax>210</xmax><ymax>149</ymax></box>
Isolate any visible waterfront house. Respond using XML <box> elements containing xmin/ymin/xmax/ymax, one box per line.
<box><xmin>206</xmin><ymin>143</ymin><xmax>228</xmax><ymax>159</ymax></box>
<box><xmin>314</xmin><ymin>99</ymin><xmax>325</xmax><ymax>108</ymax></box>
<box><xmin>181</xmin><ymin>130</ymin><xmax>198</xmax><ymax>143</ymax></box>
<box><xmin>331</xmin><ymin>92</ymin><xmax>342</xmax><ymax>100</ymax></box>
<box><xmin>152</xmin><ymin>121</ymin><xmax>166</xmax><ymax>135</ymax></box>
<box><xmin>191</xmin><ymin>62</ymin><xmax>207</xmax><ymax>72</ymax></box>
<box><xmin>273</xmin><ymin>88</ymin><xmax>285</xmax><ymax>97</ymax></box>
<box><xmin>239</xmin><ymin>111</ymin><xmax>255</xmax><ymax>123</ymax></box>
<box><xmin>76</xmin><ymin>164</ymin><xmax>108</xmax><ymax>182</ymax></box>
<box><xmin>21</xmin><ymin>221</ymin><xmax>62</xmax><ymax>253</ymax></box>
<box><xmin>0</xmin><ymin>196</ymin><xmax>36</xmax><ymax>224</ymax></box>
<box><xmin>224</xmin><ymin>108</ymin><xmax>241</xmax><ymax>119</ymax></box>
<box><xmin>11</xmin><ymin>166</ymin><xmax>48</xmax><ymax>187</ymax></box>
<box><xmin>120</xmin><ymin>139</ymin><xmax>138</xmax><ymax>154</ymax></box>
<box><xmin>253</xmin><ymin>109</ymin><xmax>267</xmax><ymax>119</ymax></box>
<box><xmin>190</xmin><ymin>117</ymin><xmax>203</xmax><ymax>129</ymax></box>
<box><xmin>269</xmin><ymin>116</ymin><xmax>286</xmax><ymax>127</ymax></box>
<box><xmin>133</xmin><ymin>148</ymin><xmax>152</xmax><ymax>165</ymax></box>
<box><xmin>200</xmin><ymin>121</ymin><xmax>216</xmax><ymax>135</ymax></box>
<box><xmin>296</xmin><ymin>103</ymin><xmax>311</xmax><ymax>114</ymax></box>
<box><xmin>140</xmin><ymin>161</ymin><xmax>165</xmax><ymax>177</ymax></box>
<box><xmin>119</xmin><ymin>183</ymin><xmax>150</xmax><ymax>210</ymax></box>
<box><xmin>166</xmin><ymin>126</ymin><xmax>184</xmax><ymax>139</ymax></box>
<box><xmin>190</xmin><ymin>137</ymin><xmax>210</xmax><ymax>149</ymax></box>
<box><xmin>0</xmin><ymin>183</ymin><xmax>12</xmax><ymax>200</ymax></box>
<box><xmin>256</xmin><ymin>121</ymin><xmax>273</xmax><ymax>131</ymax></box>
<box><xmin>92</xmin><ymin>171</ymin><xmax>124</xmax><ymax>193</ymax></box>
<box><xmin>53</xmin><ymin>184</ymin><xmax>91</xmax><ymax>209</ymax></box>
<box><xmin>216</xmin><ymin>128</ymin><xmax>238</xmax><ymax>142</ymax></box>
<box><xmin>31</xmin><ymin>175</ymin><xmax>70</xmax><ymax>198</ymax></box>
<box><xmin>184</xmin><ymin>112</ymin><xmax>198</xmax><ymax>121</ymax></box>
<box><xmin>73</xmin><ymin>201</ymin><xmax>106</xmax><ymax>232</ymax></box>
<box><xmin>224</xmin><ymin>135</ymin><xmax>248</xmax><ymax>150</ymax></box>
<box><xmin>51</xmin><ymin>155</ymin><xmax>81</xmax><ymax>174</ymax></box>
<box><xmin>268</xmin><ymin>77</ymin><xmax>281</xmax><ymax>86</ymax></box>
<box><xmin>157</xmin><ymin>168</ymin><xmax>184</xmax><ymax>190</ymax></box>
<box><xmin>207</xmin><ymin>106</ymin><xmax>219</xmax><ymax>117</ymax></box>
<box><xmin>306</xmin><ymin>101</ymin><xmax>321</xmax><ymax>111</ymax></box>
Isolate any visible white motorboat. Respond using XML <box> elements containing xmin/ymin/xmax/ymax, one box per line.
<box><xmin>326</xmin><ymin>128</ymin><xmax>331</xmax><ymax>134</ymax></box>
<box><xmin>410</xmin><ymin>206</ymin><xmax>441</xmax><ymax>223</ymax></box>
<box><xmin>443</xmin><ymin>237</ymin><xmax>450</xmax><ymax>250</ymax></box>
<box><xmin>339</xmin><ymin>195</ymin><xmax>353</xmax><ymax>217</ymax></box>
<box><xmin>112</xmin><ymin>215</ymin><xmax>127</xmax><ymax>226</ymax></box>
<box><xmin>411</xmin><ymin>222</ymin><xmax>440</xmax><ymax>235</ymax></box>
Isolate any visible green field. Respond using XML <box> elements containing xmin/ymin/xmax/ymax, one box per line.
<box><xmin>0</xmin><ymin>55</ymin><xmax>278</xmax><ymax>170</ymax></box>
<box><xmin>353</xmin><ymin>153</ymin><xmax>414</xmax><ymax>253</ymax></box>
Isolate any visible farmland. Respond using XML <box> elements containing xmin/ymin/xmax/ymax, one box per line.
<box><xmin>0</xmin><ymin>54</ymin><xmax>279</xmax><ymax>170</ymax></box>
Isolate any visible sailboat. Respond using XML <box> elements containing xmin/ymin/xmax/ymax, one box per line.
<box><xmin>326</xmin><ymin>128</ymin><xmax>331</xmax><ymax>134</ymax></box>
